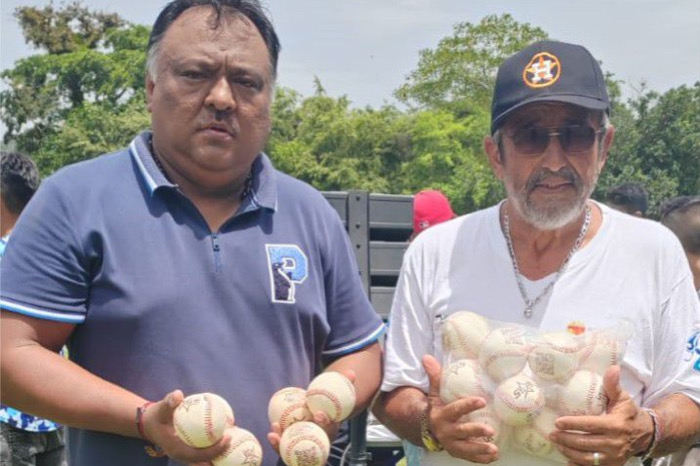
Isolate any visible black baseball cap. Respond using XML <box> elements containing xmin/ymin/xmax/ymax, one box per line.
<box><xmin>490</xmin><ymin>40</ymin><xmax>610</xmax><ymax>134</ymax></box>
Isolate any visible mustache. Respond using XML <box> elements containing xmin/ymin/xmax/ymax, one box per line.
<box><xmin>525</xmin><ymin>167</ymin><xmax>581</xmax><ymax>192</ymax></box>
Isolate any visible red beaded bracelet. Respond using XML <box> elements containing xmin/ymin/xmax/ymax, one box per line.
<box><xmin>136</xmin><ymin>401</ymin><xmax>166</xmax><ymax>457</ymax></box>
<box><xmin>136</xmin><ymin>401</ymin><xmax>154</xmax><ymax>440</ymax></box>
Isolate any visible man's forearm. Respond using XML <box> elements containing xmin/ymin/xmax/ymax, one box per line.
<box><xmin>1</xmin><ymin>344</ymin><xmax>145</xmax><ymax>438</ymax></box>
<box><xmin>650</xmin><ymin>393</ymin><xmax>700</xmax><ymax>457</ymax></box>
<box><xmin>372</xmin><ymin>387</ymin><xmax>426</xmax><ymax>447</ymax></box>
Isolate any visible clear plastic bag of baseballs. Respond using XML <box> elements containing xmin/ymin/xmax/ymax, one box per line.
<box><xmin>439</xmin><ymin>310</ymin><xmax>632</xmax><ymax>464</ymax></box>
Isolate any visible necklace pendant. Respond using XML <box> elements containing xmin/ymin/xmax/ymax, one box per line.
<box><xmin>524</xmin><ymin>307</ymin><xmax>533</xmax><ymax>318</ymax></box>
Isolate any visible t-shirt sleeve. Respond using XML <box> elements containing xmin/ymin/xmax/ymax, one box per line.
<box><xmin>320</xmin><ymin>205</ymin><xmax>384</xmax><ymax>358</ymax></box>
<box><xmin>381</xmin><ymin>240</ymin><xmax>434</xmax><ymax>393</ymax></box>
<box><xmin>642</xmin><ymin>240</ymin><xmax>700</xmax><ymax>407</ymax></box>
<box><xmin>0</xmin><ymin>177</ymin><xmax>89</xmax><ymax>323</ymax></box>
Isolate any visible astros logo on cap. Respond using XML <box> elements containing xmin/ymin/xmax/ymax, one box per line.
<box><xmin>523</xmin><ymin>52</ymin><xmax>561</xmax><ymax>88</ymax></box>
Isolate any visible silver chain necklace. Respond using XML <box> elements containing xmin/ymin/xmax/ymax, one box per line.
<box><xmin>503</xmin><ymin>203</ymin><xmax>591</xmax><ymax>318</ymax></box>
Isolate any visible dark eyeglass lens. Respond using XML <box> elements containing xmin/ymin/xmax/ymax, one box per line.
<box><xmin>512</xmin><ymin>126</ymin><xmax>597</xmax><ymax>154</ymax></box>
<box><xmin>564</xmin><ymin>126</ymin><xmax>596</xmax><ymax>152</ymax></box>
<box><xmin>512</xmin><ymin>127</ymin><xmax>550</xmax><ymax>154</ymax></box>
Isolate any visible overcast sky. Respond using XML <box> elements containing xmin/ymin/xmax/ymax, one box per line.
<box><xmin>1</xmin><ymin>0</ymin><xmax>699</xmax><ymax>108</ymax></box>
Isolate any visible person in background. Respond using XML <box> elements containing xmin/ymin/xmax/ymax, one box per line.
<box><xmin>606</xmin><ymin>182</ymin><xmax>648</xmax><ymax>217</ymax></box>
<box><xmin>654</xmin><ymin>197</ymin><xmax>700</xmax><ymax>466</ymax></box>
<box><xmin>0</xmin><ymin>1</ymin><xmax>383</xmax><ymax>465</ymax></box>
<box><xmin>410</xmin><ymin>189</ymin><xmax>456</xmax><ymax>241</ymax></box>
<box><xmin>373</xmin><ymin>40</ymin><xmax>700</xmax><ymax>466</ymax></box>
<box><xmin>0</xmin><ymin>151</ymin><xmax>66</xmax><ymax>466</ymax></box>
<box><xmin>660</xmin><ymin>196</ymin><xmax>700</xmax><ymax>295</ymax></box>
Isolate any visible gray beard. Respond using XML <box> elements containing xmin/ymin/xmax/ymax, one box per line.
<box><xmin>507</xmin><ymin>173</ymin><xmax>598</xmax><ymax>231</ymax></box>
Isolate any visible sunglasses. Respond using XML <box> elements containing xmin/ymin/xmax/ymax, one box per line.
<box><xmin>507</xmin><ymin>125</ymin><xmax>605</xmax><ymax>155</ymax></box>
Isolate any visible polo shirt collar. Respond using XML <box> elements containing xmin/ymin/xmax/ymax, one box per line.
<box><xmin>129</xmin><ymin>131</ymin><xmax>277</xmax><ymax>212</ymax></box>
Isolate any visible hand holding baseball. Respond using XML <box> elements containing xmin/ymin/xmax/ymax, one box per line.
<box><xmin>423</xmin><ymin>355</ymin><xmax>500</xmax><ymax>464</ymax></box>
<box><xmin>268</xmin><ymin>370</ymin><xmax>356</xmax><ymax>455</ymax></box>
<box><xmin>139</xmin><ymin>390</ymin><xmax>232</xmax><ymax>464</ymax></box>
<box><xmin>548</xmin><ymin>366</ymin><xmax>648</xmax><ymax>466</ymax></box>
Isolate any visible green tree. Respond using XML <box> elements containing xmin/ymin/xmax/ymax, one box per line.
<box><xmin>267</xmin><ymin>84</ymin><xmax>410</xmax><ymax>192</ymax></box>
<box><xmin>395</xmin><ymin>14</ymin><xmax>548</xmax><ymax>116</ymax></box>
<box><xmin>1</xmin><ymin>2</ymin><xmax>149</xmax><ymax>175</ymax></box>
<box><xmin>597</xmin><ymin>83</ymin><xmax>700</xmax><ymax>217</ymax></box>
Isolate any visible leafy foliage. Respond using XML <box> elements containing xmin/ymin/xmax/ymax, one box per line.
<box><xmin>395</xmin><ymin>14</ymin><xmax>548</xmax><ymax>116</ymax></box>
<box><xmin>1</xmin><ymin>4</ymin><xmax>696</xmax><ymax>215</ymax></box>
<box><xmin>1</xmin><ymin>3</ymin><xmax>149</xmax><ymax>175</ymax></box>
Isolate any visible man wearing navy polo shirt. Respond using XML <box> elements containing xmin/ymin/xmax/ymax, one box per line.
<box><xmin>0</xmin><ymin>1</ymin><xmax>384</xmax><ymax>465</ymax></box>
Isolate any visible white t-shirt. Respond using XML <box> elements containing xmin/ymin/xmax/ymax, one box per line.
<box><xmin>381</xmin><ymin>201</ymin><xmax>700</xmax><ymax>466</ymax></box>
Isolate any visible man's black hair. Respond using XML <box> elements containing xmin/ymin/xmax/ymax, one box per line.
<box><xmin>0</xmin><ymin>151</ymin><xmax>40</xmax><ymax>214</ymax></box>
<box><xmin>660</xmin><ymin>195</ymin><xmax>700</xmax><ymax>255</ymax></box>
<box><xmin>147</xmin><ymin>0</ymin><xmax>280</xmax><ymax>78</ymax></box>
<box><xmin>606</xmin><ymin>182</ymin><xmax>648</xmax><ymax>215</ymax></box>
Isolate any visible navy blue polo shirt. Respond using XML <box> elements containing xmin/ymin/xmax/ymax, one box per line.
<box><xmin>0</xmin><ymin>131</ymin><xmax>385</xmax><ymax>466</ymax></box>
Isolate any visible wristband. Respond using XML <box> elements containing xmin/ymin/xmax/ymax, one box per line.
<box><xmin>420</xmin><ymin>405</ymin><xmax>443</xmax><ymax>452</ymax></box>
<box><xmin>136</xmin><ymin>401</ymin><xmax>154</xmax><ymax>440</ymax></box>
<box><xmin>136</xmin><ymin>401</ymin><xmax>166</xmax><ymax>458</ymax></box>
<box><xmin>635</xmin><ymin>407</ymin><xmax>661</xmax><ymax>461</ymax></box>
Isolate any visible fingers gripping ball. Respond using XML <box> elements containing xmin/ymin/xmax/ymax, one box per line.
<box><xmin>442</xmin><ymin>311</ymin><xmax>491</xmax><ymax>359</ymax></box>
<box><xmin>268</xmin><ymin>387</ymin><xmax>313</xmax><ymax>431</ymax></box>
<box><xmin>558</xmin><ymin>370</ymin><xmax>606</xmax><ymax>416</ymax></box>
<box><xmin>528</xmin><ymin>331</ymin><xmax>583</xmax><ymax>382</ymax></box>
<box><xmin>279</xmin><ymin>421</ymin><xmax>330</xmax><ymax>466</ymax></box>
<box><xmin>466</xmin><ymin>404</ymin><xmax>503</xmax><ymax>444</ymax></box>
<box><xmin>440</xmin><ymin>359</ymin><xmax>489</xmax><ymax>404</ymax></box>
<box><xmin>306</xmin><ymin>372</ymin><xmax>356</xmax><ymax>422</ymax></box>
<box><xmin>478</xmin><ymin>327</ymin><xmax>531</xmax><ymax>382</ymax></box>
<box><xmin>174</xmin><ymin>393</ymin><xmax>235</xmax><ymax>447</ymax></box>
<box><xmin>213</xmin><ymin>427</ymin><xmax>263</xmax><ymax>466</ymax></box>
<box><xmin>493</xmin><ymin>374</ymin><xmax>543</xmax><ymax>427</ymax></box>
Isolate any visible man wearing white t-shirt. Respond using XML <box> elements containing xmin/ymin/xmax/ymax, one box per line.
<box><xmin>373</xmin><ymin>40</ymin><xmax>700</xmax><ymax>466</ymax></box>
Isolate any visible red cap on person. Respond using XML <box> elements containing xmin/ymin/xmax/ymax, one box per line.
<box><xmin>413</xmin><ymin>190</ymin><xmax>456</xmax><ymax>235</ymax></box>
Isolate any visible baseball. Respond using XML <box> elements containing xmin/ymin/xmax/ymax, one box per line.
<box><xmin>213</xmin><ymin>427</ymin><xmax>263</xmax><ymax>466</ymax></box>
<box><xmin>268</xmin><ymin>387</ymin><xmax>313</xmax><ymax>430</ymax></box>
<box><xmin>580</xmin><ymin>332</ymin><xmax>622</xmax><ymax>373</ymax></box>
<box><xmin>306</xmin><ymin>372</ymin><xmax>356</xmax><ymax>422</ymax></box>
<box><xmin>465</xmin><ymin>404</ymin><xmax>503</xmax><ymax>444</ymax></box>
<box><xmin>279</xmin><ymin>421</ymin><xmax>330</xmax><ymax>466</ymax></box>
<box><xmin>558</xmin><ymin>370</ymin><xmax>607</xmax><ymax>416</ymax></box>
<box><xmin>478</xmin><ymin>326</ymin><xmax>531</xmax><ymax>381</ymax></box>
<box><xmin>442</xmin><ymin>310</ymin><xmax>491</xmax><ymax>359</ymax></box>
<box><xmin>528</xmin><ymin>331</ymin><xmax>583</xmax><ymax>382</ymax></box>
<box><xmin>173</xmin><ymin>392</ymin><xmax>235</xmax><ymax>448</ymax></box>
<box><xmin>512</xmin><ymin>407</ymin><xmax>558</xmax><ymax>457</ymax></box>
<box><xmin>492</xmin><ymin>373</ymin><xmax>543</xmax><ymax>426</ymax></box>
<box><xmin>440</xmin><ymin>359</ymin><xmax>489</xmax><ymax>404</ymax></box>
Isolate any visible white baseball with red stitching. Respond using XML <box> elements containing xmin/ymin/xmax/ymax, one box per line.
<box><xmin>580</xmin><ymin>333</ymin><xmax>622</xmax><ymax>373</ymax></box>
<box><xmin>528</xmin><ymin>331</ymin><xmax>584</xmax><ymax>382</ymax></box>
<box><xmin>279</xmin><ymin>421</ymin><xmax>330</xmax><ymax>466</ymax></box>
<box><xmin>442</xmin><ymin>310</ymin><xmax>491</xmax><ymax>359</ymax></box>
<box><xmin>268</xmin><ymin>387</ymin><xmax>312</xmax><ymax>430</ymax></box>
<box><xmin>558</xmin><ymin>370</ymin><xmax>606</xmax><ymax>416</ymax></box>
<box><xmin>213</xmin><ymin>426</ymin><xmax>263</xmax><ymax>466</ymax></box>
<box><xmin>440</xmin><ymin>359</ymin><xmax>489</xmax><ymax>403</ymax></box>
<box><xmin>492</xmin><ymin>373</ymin><xmax>544</xmax><ymax>426</ymax></box>
<box><xmin>478</xmin><ymin>327</ymin><xmax>531</xmax><ymax>382</ymax></box>
<box><xmin>173</xmin><ymin>392</ymin><xmax>235</xmax><ymax>447</ymax></box>
<box><xmin>306</xmin><ymin>372</ymin><xmax>356</xmax><ymax>422</ymax></box>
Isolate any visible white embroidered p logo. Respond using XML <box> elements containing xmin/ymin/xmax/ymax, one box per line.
<box><xmin>266</xmin><ymin>244</ymin><xmax>308</xmax><ymax>304</ymax></box>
